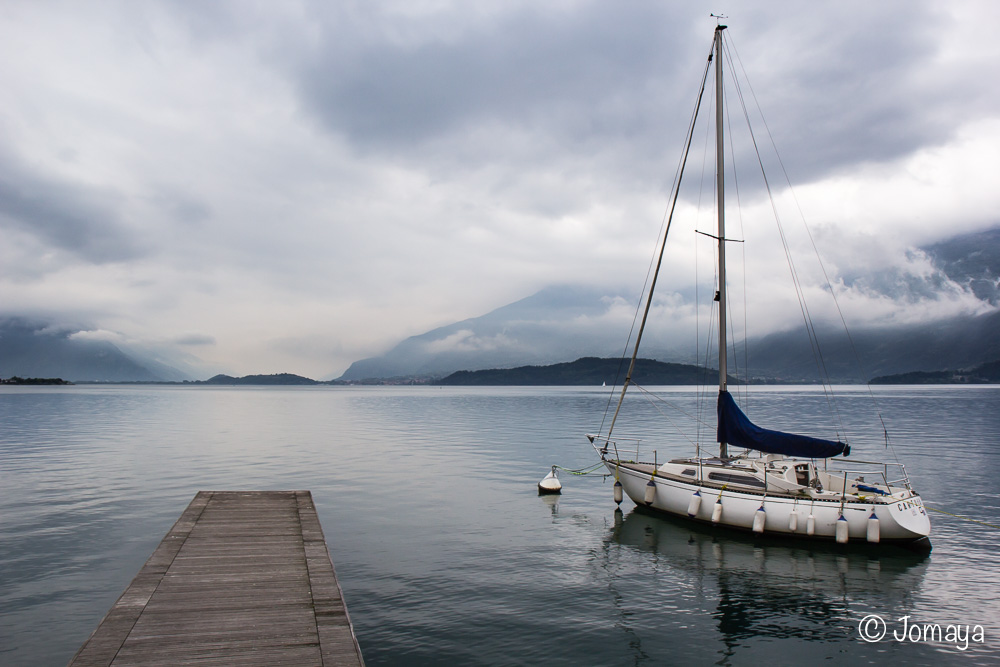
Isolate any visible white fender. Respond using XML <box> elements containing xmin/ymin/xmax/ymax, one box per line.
<box><xmin>644</xmin><ymin>478</ymin><xmax>656</xmax><ymax>505</ymax></box>
<box><xmin>806</xmin><ymin>513</ymin><xmax>816</xmax><ymax>536</ymax></box>
<box><xmin>711</xmin><ymin>499</ymin><xmax>723</xmax><ymax>523</ymax></box>
<box><xmin>613</xmin><ymin>479</ymin><xmax>623</xmax><ymax>505</ymax></box>
<box><xmin>788</xmin><ymin>510</ymin><xmax>799</xmax><ymax>532</ymax></box>
<box><xmin>866</xmin><ymin>511</ymin><xmax>880</xmax><ymax>543</ymax></box>
<box><xmin>687</xmin><ymin>490</ymin><xmax>702</xmax><ymax>518</ymax></box>
<box><xmin>836</xmin><ymin>514</ymin><xmax>849</xmax><ymax>544</ymax></box>
<box><xmin>752</xmin><ymin>506</ymin><xmax>766</xmax><ymax>533</ymax></box>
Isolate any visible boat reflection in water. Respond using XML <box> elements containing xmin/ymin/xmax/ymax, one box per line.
<box><xmin>606</xmin><ymin>507</ymin><xmax>929</xmax><ymax>654</ymax></box>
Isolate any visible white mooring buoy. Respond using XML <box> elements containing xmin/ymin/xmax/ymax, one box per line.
<box><xmin>538</xmin><ymin>466</ymin><xmax>562</xmax><ymax>494</ymax></box>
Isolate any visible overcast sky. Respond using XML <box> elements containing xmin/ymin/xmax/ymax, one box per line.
<box><xmin>2</xmin><ymin>0</ymin><xmax>999</xmax><ymax>378</ymax></box>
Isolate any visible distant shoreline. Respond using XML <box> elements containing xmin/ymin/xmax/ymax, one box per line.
<box><xmin>11</xmin><ymin>357</ymin><xmax>1000</xmax><ymax>386</ymax></box>
<box><xmin>870</xmin><ymin>360</ymin><xmax>1000</xmax><ymax>384</ymax></box>
<box><xmin>31</xmin><ymin>380</ymin><xmax>1000</xmax><ymax>388</ymax></box>
<box><xmin>0</xmin><ymin>377</ymin><xmax>72</xmax><ymax>385</ymax></box>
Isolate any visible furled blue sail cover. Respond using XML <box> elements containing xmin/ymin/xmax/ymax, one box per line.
<box><xmin>717</xmin><ymin>390</ymin><xmax>849</xmax><ymax>458</ymax></box>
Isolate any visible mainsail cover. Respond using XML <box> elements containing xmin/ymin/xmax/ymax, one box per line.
<box><xmin>717</xmin><ymin>390</ymin><xmax>849</xmax><ymax>458</ymax></box>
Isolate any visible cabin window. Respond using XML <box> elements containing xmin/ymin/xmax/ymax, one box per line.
<box><xmin>681</xmin><ymin>469</ymin><xmax>696</xmax><ymax>476</ymax></box>
<box><xmin>708</xmin><ymin>472</ymin><xmax>765</xmax><ymax>488</ymax></box>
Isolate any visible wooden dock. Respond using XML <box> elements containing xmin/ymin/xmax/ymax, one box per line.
<box><xmin>69</xmin><ymin>491</ymin><xmax>365</xmax><ymax>666</ymax></box>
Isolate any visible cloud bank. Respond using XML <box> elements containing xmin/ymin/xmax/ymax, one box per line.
<box><xmin>1</xmin><ymin>1</ymin><xmax>998</xmax><ymax>378</ymax></box>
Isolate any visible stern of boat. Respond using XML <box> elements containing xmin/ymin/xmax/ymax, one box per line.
<box><xmin>887</xmin><ymin>493</ymin><xmax>931</xmax><ymax>538</ymax></box>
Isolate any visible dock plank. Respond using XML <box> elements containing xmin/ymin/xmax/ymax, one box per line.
<box><xmin>69</xmin><ymin>491</ymin><xmax>364</xmax><ymax>666</ymax></box>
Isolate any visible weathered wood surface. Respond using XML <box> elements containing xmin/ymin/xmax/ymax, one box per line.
<box><xmin>69</xmin><ymin>491</ymin><xmax>364</xmax><ymax>666</ymax></box>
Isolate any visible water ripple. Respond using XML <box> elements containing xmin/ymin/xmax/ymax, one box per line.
<box><xmin>2</xmin><ymin>385</ymin><xmax>999</xmax><ymax>665</ymax></box>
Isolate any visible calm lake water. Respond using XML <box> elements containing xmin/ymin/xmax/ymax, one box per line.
<box><xmin>1</xmin><ymin>384</ymin><xmax>998</xmax><ymax>666</ymax></box>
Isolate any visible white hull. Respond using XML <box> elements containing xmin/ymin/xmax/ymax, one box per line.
<box><xmin>606</xmin><ymin>459</ymin><xmax>931</xmax><ymax>545</ymax></box>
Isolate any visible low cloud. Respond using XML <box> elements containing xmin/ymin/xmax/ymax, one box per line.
<box><xmin>422</xmin><ymin>329</ymin><xmax>519</xmax><ymax>355</ymax></box>
<box><xmin>0</xmin><ymin>1</ymin><xmax>998</xmax><ymax>377</ymax></box>
<box><xmin>173</xmin><ymin>333</ymin><xmax>217</xmax><ymax>346</ymax></box>
<box><xmin>67</xmin><ymin>329</ymin><xmax>127</xmax><ymax>344</ymax></box>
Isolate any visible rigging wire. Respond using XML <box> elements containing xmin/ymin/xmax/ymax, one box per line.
<box><xmin>631</xmin><ymin>385</ymin><xmax>702</xmax><ymax>448</ymax></box>
<box><xmin>693</xmin><ymin>72</ymin><xmax>717</xmax><ymax>455</ymax></box>
<box><xmin>720</xmin><ymin>56</ymin><xmax>750</xmax><ymax>411</ymax></box>
<box><xmin>725</xmin><ymin>65</ymin><xmax>753</xmax><ymax>412</ymax></box>
<box><xmin>724</xmin><ymin>33</ymin><xmax>899</xmax><ymax>460</ymax></box>
<box><xmin>600</xmin><ymin>27</ymin><xmax>905</xmax><ymax>471</ymax></box>
<box><xmin>597</xmin><ymin>32</ymin><xmax>719</xmax><ymax>442</ymax></box>
<box><xmin>602</xmin><ymin>35</ymin><xmax>717</xmax><ymax>446</ymax></box>
<box><xmin>694</xmin><ymin>223</ymin><xmax>702</xmax><ymax>455</ymax></box>
<box><xmin>700</xmin><ymin>234</ymin><xmax>721</xmax><ymax>447</ymax></box>
<box><xmin>720</xmin><ymin>31</ymin><xmax>848</xmax><ymax>442</ymax></box>
<box><xmin>633</xmin><ymin>383</ymin><xmax>715</xmax><ymax>428</ymax></box>
<box><xmin>693</xmin><ymin>77</ymin><xmax>723</xmax><ymax>457</ymax></box>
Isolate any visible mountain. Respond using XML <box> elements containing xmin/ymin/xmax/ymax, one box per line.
<box><xmin>337</xmin><ymin>285</ymin><xmax>642</xmax><ymax>381</ymax></box>
<box><xmin>5</xmin><ymin>226</ymin><xmax>998</xmax><ymax>384</ymax></box>
<box><xmin>0</xmin><ymin>317</ymin><xmax>188</xmax><ymax>382</ymax></box>
<box><xmin>923</xmin><ymin>228</ymin><xmax>1000</xmax><ymax>306</ymax></box>
<box><xmin>708</xmin><ymin>229</ymin><xmax>1000</xmax><ymax>380</ymax></box>
<box><xmin>740</xmin><ymin>310</ymin><xmax>1000</xmax><ymax>382</ymax></box>
<box><xmin>338</xmin><ymin>286</ymin><xmax>1000</xmax><ymax>383</ymax></box>
<box><xmin>200</xmin><ymin>373</ymin><xmax>319</xmax><ymax>385</ymax></box>
<box><xmin>339</xmin><ymin>227</ymin><xmax>1000</xmax><ymax>382</ymax></box>
<box><xmin>438</xmin><ymin>357</ymin><xmax>721</xmax><ymax>386</ymax></box>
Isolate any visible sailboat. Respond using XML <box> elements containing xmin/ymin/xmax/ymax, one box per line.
<box><xmin>589</xmin><ymin>24</ymin><xmax>931</xmax><ymax>548</ymax></box>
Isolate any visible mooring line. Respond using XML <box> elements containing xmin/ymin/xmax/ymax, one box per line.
<box><xmin>554</xmin><ymin>462</ymin><xmax>608</xmax><ymax>476</ymax></box>
<box><xmin>924</xmin><ymin>505</ymin><xmax>1000</xmax><ymax>530</ymax></box>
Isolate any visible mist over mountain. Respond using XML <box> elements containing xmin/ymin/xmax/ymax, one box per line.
<box><xmin>339</xmin><ymin>227</ymin><xmax>1000</xmax><ymax>382</ymax></box>
<box><xmin>340</xmin><ymin>290</ymin><xmax>1000</xmax><ymax>383</ymax></box>
<box><xmin>0</xmin><ymin>318</ymin><xmax>189</xmax><ymax>382</ymax></box>
<box><xmin>923</xmin><ymin>228</ymin><xmax>1000</xmax><ymax>306</ymax></box>
<box><xmin>2</xmin><ymin>227</ymin><xmax>997</xmax><ymax>383</ymax></box>
<box><xmin>740</xmin><ymin>310</ymin><xmax>1000</xmax><ymax>382</ymax></box>
<box><xmin>337</xmin><ymin>285</ymin><xmax>636</xmax><ymax>381</ymax></box>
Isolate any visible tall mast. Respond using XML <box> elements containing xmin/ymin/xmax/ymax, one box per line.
<box><xmin>715</xmin><ymin>24</ymin><xmax>728</xmax><ymax>459</ymax></box>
